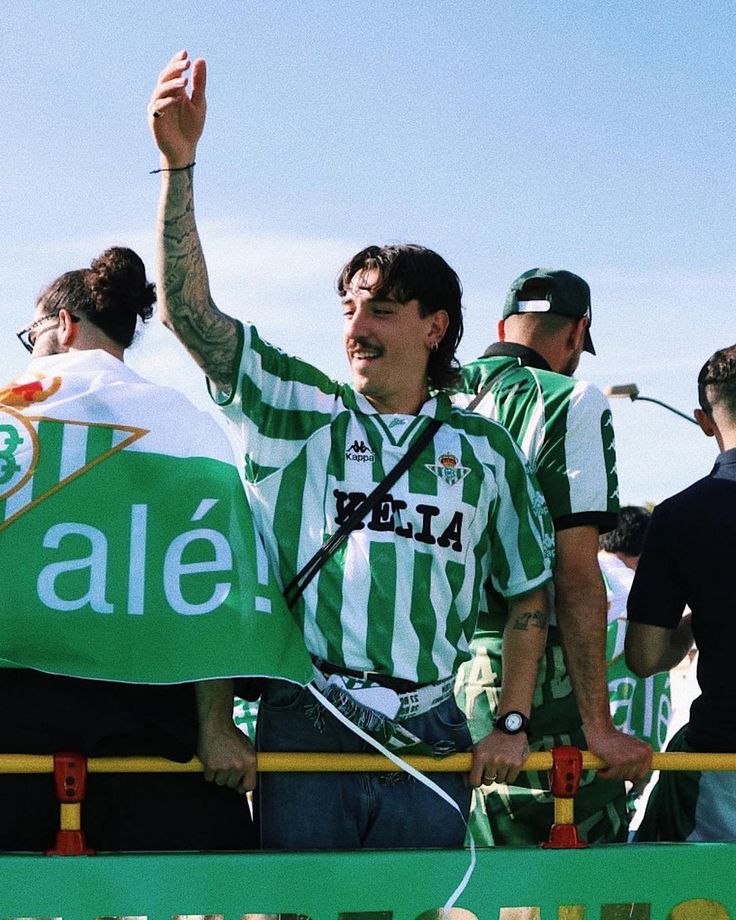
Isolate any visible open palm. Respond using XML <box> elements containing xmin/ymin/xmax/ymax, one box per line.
<box><xmin>149</xmin><ymin>50</ymin><xmax>207</xmax><ymax>167</ymax></box>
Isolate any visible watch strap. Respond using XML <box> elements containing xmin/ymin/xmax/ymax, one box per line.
<box><xmin>493</xmin><ymin>711</ymin><xmax>530</xmax><ymax>735</ymax></box>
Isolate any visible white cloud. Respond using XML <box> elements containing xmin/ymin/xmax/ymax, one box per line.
<box><xmin>3</xmin><ymin>224</ymin><xmax>362</xmax><ymax>385</ymax></box>
<box><xmin>199</xmin><ymin>220</ymin><xmax>358</xmax><ymax>287</ymax></box>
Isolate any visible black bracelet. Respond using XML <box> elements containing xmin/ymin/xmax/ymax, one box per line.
<box><xmin>149</xmin><ymin>162</ymin><xmax>196</xmax><ymax>175</ymax></box>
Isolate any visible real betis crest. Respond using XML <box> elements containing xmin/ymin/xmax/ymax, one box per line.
<box><xmin>0</xmin><ymin>405</ymin><xmax>36</xmax><ymax>496</ymax></box>
<box><xmin>0</xmin><ymin>399</ymin><xmax>146</xmax><ymax>531</ymax></box>
<box><xmin>0</xmin><ymin>375</ymin><xmax>59</xmax><ymax>502</ymax></box>
<box><xmin>426</xmin><ymin>452</ymin><xmax>470</xmax><ymax>486</ymax></box>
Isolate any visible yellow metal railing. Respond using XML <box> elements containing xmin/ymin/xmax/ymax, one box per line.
<box><xmin>2</xmin><ymin>750</ymin><xmax>735</xmax><ymax>773</ymax></box>
<box><xmin>3</xmin><ymin>749</ymin><xmax>735</xmax><ymax>854</ymax></box>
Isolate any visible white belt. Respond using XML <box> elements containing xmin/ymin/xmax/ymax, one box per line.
<box><xmin>311</xmin><ymin>667</ymin><xmax>454</xmax><ymax>722</ymax></box>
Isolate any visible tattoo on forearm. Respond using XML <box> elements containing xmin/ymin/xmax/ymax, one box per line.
<box><xmin>158</xmin><ymin>171</ymin><xmax>237</xmax><ymax>387</ymax></box>
<box><xmin>512</xmin><ymin>609</ymin><xmax>548</xmax><ymax>631</ymax></box>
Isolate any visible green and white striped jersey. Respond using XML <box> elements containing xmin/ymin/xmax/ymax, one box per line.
<box><xmin>455</xmin><ymin>347</ymin><xmax>627</xmax><ymax>846</ymax></box>
<box><xmin>213</xmin><ymin>323</ymin><xmax>554</xmax><ymax>684</ymax></box>
<box><xmin>456</xmin><ymin>346</ymin><xmax>619</xmax><ymax>531</ymax></box>
<box><xmin>455</xmin><ymin>344</ymin><xmax>621</xmax><ymax>742</ymax></box>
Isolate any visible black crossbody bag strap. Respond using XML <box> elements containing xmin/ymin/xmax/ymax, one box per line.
<box><xmin>283</xmin><ymin>418</ymin><xmax>442</xmax><ymax>609</ymax></box>
<box><xmin>466</xmin><ymin>382</ymin><xmax>493</xmax><ymax>412</ymax></box>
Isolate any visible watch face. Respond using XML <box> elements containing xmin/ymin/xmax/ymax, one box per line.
<box><xmin>505</xmin><ymin>713</ymin><xmax>524</xmax><ymax>732</ymax></box>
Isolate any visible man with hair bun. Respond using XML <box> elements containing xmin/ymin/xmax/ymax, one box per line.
<box><xmin>1</xmin><ymin>247</ymin><xmax>259</xmax><ymax>851</ymax></box>
<box><xmin>627</xmin><ymin>344</ymin><xmax>736</xmax><ymax>841</ymax></box>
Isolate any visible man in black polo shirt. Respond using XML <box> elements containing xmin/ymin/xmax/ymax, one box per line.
<box><xmin>626</xmin><ymin>344</ymin><xmax>736</xmax><ymax>840</ymax></box>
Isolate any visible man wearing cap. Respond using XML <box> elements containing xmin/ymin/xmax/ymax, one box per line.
<box><xmin>455</xmin><ymin>268</ymin><xmax>652</xmax><ymax>846</ymax></box>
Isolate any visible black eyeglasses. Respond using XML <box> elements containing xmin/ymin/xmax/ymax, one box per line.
<box><xmin>16</xmin><ymin>310</ymin><xmax>80</xmax><ymax>353</ymax></box>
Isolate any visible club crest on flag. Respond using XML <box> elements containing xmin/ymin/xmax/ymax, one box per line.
<box><xmin>426</xmin><ymin>452</ymin><xmax>470</xmax><ymax>486</ymax></box>
<box><xmin>0</xmin><ymin>405</ymin><xmax>38</xmax><ymax>500</ymax></box>
<box><xmin>0</xmin><ymin>373</ymin><xmax>62</xmax><ymax>409</ymax></box>
<box><xmin>0</xmin><ymin>403</ymin><xmax>146</xmax><ymax>532</ymax></box>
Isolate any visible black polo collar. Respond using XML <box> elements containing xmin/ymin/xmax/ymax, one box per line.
<box><xmin>480</xmin><ymin>341</ymin><xmax>552</xmax><ymax>371</ymax></box>
<box><xmin>714</xmin><ymin>447</ymin><xmax>736</xmax><ymax>469</ymax></box>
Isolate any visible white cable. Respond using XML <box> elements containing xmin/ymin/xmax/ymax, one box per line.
<box><xmin>307</xmin><ymin>684</ymin><xmax>476</xmax><ymax>912</ymax></box>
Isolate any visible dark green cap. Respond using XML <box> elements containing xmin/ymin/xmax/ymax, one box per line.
<box><xmin>503</xmin><ymin>268</ymin><xmax>595</xmax><ymax>355</ymax></box>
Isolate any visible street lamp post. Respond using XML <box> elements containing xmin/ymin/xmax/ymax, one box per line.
<box><xmin>604</xmin><ymin>383</ymin><xmax>698</xmax><ymax>425</ymax></box>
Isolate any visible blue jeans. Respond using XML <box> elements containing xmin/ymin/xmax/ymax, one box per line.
<box><xmin>256</xmin><ymin>680</ymin><xmax>472</xmax><ymax>850</ymax></box>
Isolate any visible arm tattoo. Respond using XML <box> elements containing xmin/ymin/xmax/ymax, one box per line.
<box><xmin>512</xmin><ymin>609</ymin><xmax>548</xmax><ymax>631</ymax></box>
<box><xmin>157</xmin><ymin>170</ymin><xmax>238</xmax><ymax>389</ymax></box>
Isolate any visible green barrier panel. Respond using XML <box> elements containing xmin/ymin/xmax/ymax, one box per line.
<box><xmin>0</xmin><ymin>844</ymin><xmax>734</xmax><ymax>920</ymax></box>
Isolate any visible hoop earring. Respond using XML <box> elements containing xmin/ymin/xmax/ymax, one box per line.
<box><xmin>430</xmin><ymin>342</ymin><xmax>439</xmax><ymax>352</ymax></box>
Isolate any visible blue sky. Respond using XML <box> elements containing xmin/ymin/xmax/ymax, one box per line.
<box><xmin>4</xmin><ymin>1</ymin><xmax>734</xmax><ymax>503</ymax></box>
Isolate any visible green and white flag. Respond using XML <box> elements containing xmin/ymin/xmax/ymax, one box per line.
<box><xmin>0</xmin><ymin>349</ymin><xmax>312</xmax><ymax>685</ymax></box>
<box><xmin>600</xmin><ymin>553</ymin><xmax>671</xmax><ymax>750</ymax></box>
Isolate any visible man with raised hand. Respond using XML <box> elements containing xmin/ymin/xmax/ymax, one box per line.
<box><xmin>148</xmin><ymin>50</ymin><xmax>554</xmax><ymax>849</ymax></box>
<box><xmin>627</xmin><ymin>345</ymin><xmax>736</xmax><ymax>841</ymax></box>
<box><xmin>455</xmin><ymin>269</ymin><xmax>652</xmax><ymax>846</ymax></box>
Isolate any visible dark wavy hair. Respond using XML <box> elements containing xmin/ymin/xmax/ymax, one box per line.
<box><xmin>599</xmin><ymin>506</ymin><xmax>651</xmax><ymax>556</ymax></box>
<box><xmin>698</xmin><ymin>344</ymin><xmax>736</xmax><ymax>418</ymax></box>
<box><xmin>337</xmin><ymin>243</ymin><xmax>464</xmax><ymax>391</ymax></box>
<box><xmin>37</xmin><ymin>247</ymin><xmax>156</xmax><ymax>349</ymax></box>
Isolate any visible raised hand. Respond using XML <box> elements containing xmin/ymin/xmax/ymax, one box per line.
<box><xmin>148</xmin><ymin>49</ymin><xmax>207</xmax><ymax>168</ymax></box>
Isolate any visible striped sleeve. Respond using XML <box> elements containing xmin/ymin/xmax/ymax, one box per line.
<box><xmin>210</xmin><ymin>321</ymin><xmax>341</xmax><ymax>476</ymax></box>
<box><xmin>486</xmin><ymin>428</ymin><xmax>555</xmax><ymax>599</ymax></box>
<box><xmin>537</xmin><ymin>380</ymin><xmax>619</xmax><ymax>530</ymax></box>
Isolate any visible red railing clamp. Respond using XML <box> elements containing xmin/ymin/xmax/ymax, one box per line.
<box><xmin>45</xmin><ymin>752</ymin><xmax>95</xmax><ymax>855</ymax></box>
<box><xmin>541</xmin><ymin>745</ymin><xmax>588</xmax><ymax>849</ymax></box>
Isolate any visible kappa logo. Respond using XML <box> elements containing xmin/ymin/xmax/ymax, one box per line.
<box><xmin>530</xmin><ymin>489</ymin><xmax>547</xmax><ymax>518</ymax></box>
<box><xmin>426</xmin><ymin>452</ymin><xmax>470</xmax><ymax>487</ymax></box>
<box><xmin>345</xmin><ymin>439</ymin><xmax>375</xmax><ymax>463</ymax></box>
<box><xmin>542</xmin><ymin>532</ymin><xmax>556</xmax><ymax>564</ymax></box>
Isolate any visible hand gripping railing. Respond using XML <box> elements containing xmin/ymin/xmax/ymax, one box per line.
<box><xmin>3</xmin><ymin>748</ymin><xmax>736</xmax><ymax>854</ymax></box>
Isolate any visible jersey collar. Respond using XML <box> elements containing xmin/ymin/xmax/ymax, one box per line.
<box><xmin>481</xmin><ymin>341</ymin><xmax>552</xmax><ymax>371</ymax></box>
<box><xmin>346</xmin><ymin>387</ymin><xmax>452</xmax><ymax>421</ymax></box>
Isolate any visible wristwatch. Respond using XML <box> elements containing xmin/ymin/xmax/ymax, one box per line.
<box><xmin>493</xmin><ymin>711</ymin><xmax>529</xmax><ymax>735</ymax></box>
